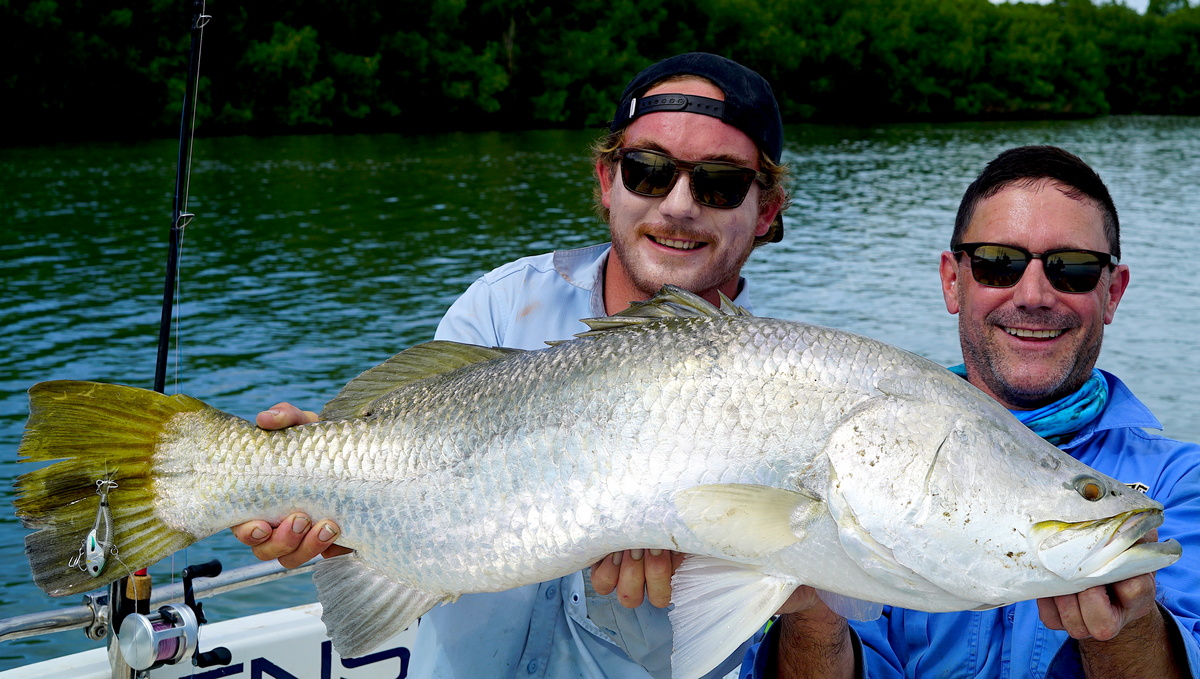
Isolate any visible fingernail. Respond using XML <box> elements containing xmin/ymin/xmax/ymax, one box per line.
<box><xmin>250</xmin><ymin>527</ymin><xmax>269</xmax><ymax>540</ymax></box>
<box><xmin>649</xmin><ymin>549</ymin><xmax>663</xmax><ymax>557</ymax></box>
<box><xmin>631</xmin><ymin>549</ymin><xmax>644</xmax><ymax>561</ymax></box>
<box><xmin>317</xmin><ymin>523</ymin><xmax>337</xmax><ymax>542</ymax></box>
<box><xmin>611</xmin><ymin>551</ymin><xmax>622</xmax><ymax>567</ymax></box>
<box><xmin>291</xmin><ymin>515</ymin><xmax>310</xmax><ymax>534</ymax></box>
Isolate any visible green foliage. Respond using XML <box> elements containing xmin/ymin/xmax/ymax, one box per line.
<box><xmin>2</xmin><ymin>0</ymin><xmax>1198</xmax><ymax>142</ymax></box>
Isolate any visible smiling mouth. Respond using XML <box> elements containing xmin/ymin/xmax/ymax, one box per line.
<box><xmin>1003</xmin><ymin>326</ymin><xmax>1064</xmax><ymax>339</ymax></box>
<box><xmin>649</xmin><ymin>235</ymin><xmax>706</xmax><ymax>251</ymax></box>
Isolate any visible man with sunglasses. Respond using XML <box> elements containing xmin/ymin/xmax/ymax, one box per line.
<box><xmin>741</xmin><ymin>145</ymin><xmax>1200</xmax><ymax>678</ymax></box>
<box><xmin>232</xmin><ymin>52</ymin><xmax>789</xmax><ymax>678</ymax></box>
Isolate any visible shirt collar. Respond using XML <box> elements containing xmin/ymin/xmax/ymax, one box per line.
<box><xmin>551</xmin><ymin>242</ymin><xmax>754</xmax><ymax>317</ymax></box>
<box><xmin>1062</xmin><ymin>369</ymin><xmax>1162</xmax><ymax>450</ymax></box>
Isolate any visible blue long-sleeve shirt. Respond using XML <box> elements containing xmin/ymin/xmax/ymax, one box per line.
<box><xmin>741</xmin><ymin>370</ymin><xmax>1200</xmax><ymax>678</ymax></box>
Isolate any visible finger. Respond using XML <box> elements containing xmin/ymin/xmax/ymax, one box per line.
<box><xmin>1051</xmin><ymin>590</ymin><xmax>1094</xmax><ymax>640</ymax></box>
<box><xmin>278</xmin><ymin>520</ymin><xmax>344</xmax><ymax>570</ymax></box>
<box><xmin>249</xmin><ymin>513</ymin><xmax>312</xmax><ymax>561</ymax></box>
<box><xmin>230</xmin><ymin>520</ymin><xmax>274</xmax><ymax>546</ymax></box>
<box><xmin>644</xmin><ymin>550</ymin><xmax>675</xmax><ymax>608</ymax></box>
<box><xmin>255</xmin><ymin>403</ymin><xmax>319</xmax><ymax>430</ymax></box>
<box><xmin>616</xmin><ymin>550</ymin><xmax>647</xmax><ymax>608</ymax></box>
<box><xmin>1108</xmin><ymin>573</ymin><xmax>1157</xmax><ymax>621</ymax></box>
<box><xmin>1037</xmin><ymin>596</ymin><xmax>1065</xmax><ymax>631</ymax></box>
<box><xmin>591</xmin><ymin>553</ymin><xmax>621</xmax><ymax>596</ymax></box>
<box><xmin>1076</xmin><ymin>585</ymin><xmax>1123</xmax><ymax>641</ymax></box>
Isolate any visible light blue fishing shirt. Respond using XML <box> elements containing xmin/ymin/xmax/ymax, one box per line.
<box><xmin>740</xmin><ymin>370</ymin><xmax>1200</xmax><ymax>678</ymax></box>
<box><xmin>411</xmin><ymin>243</ymin><xmax>755</xmax><ymax>679</ymax></box>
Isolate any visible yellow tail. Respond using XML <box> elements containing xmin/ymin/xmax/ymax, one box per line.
<box><xmin>15</xmin><ymin>381</ymin><xmax>206</xmax><ymax>596</ymax></box>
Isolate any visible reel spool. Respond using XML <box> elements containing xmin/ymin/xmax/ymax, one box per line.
<box><xmin>115</xmin><ymin>559</ymin><xmax>232</xmax><ymax>672</ymax></box>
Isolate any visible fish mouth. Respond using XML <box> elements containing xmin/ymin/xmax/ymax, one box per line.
<box><xmin>1030</xmin><ymin>508</ymin><xmax>1181</xmax><ymax>580</ymax></box>
<box><xmin>1003</xmin><ymin>326</ymin><xmax>1064</xmax><ymax>340</ymax></box>
<box><xmin>648</xmin><ymin>234</ymin><xmax>708</xmax><ymax>251</ymax></box>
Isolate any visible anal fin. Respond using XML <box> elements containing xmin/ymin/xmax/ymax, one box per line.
<box><xmin>313</xmin><ymin>554</ymin><xmax>448</xmax><ymax>658</ymax></box>
<box><xmin>668</xmin><ymin>555</ymin><xmax>798</xmax><ymax>679</ymax></box>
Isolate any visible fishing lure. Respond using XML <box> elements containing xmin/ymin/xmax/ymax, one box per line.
<box><xmin>68</xmin><ymin>479</ymin><xmax>118</xmax><ymax>577</ymax></box>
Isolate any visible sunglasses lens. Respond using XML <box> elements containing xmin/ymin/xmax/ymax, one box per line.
<box><xmin>969</xmin><ymin>245</ymin><xmax>1028</xmax><ymax>287</ymax></box>
<box><xmin>620</xmin><ymin>151</ymin><xmax>677</xmax><ymax>197</ymax></box>
<box><xmin>691</xmin><ymin>165</ymin><xmax>756</xmax><ymax>208</ymax></box>
<box><xmin>619</xmin><ymin>150</ymin><xmax>758</xmax><ymax>208</ymax></box>
<box><xmin>1045</xmin><ymin>251</ymin><xmax>1105</xmax><ymax>293</ymax></box>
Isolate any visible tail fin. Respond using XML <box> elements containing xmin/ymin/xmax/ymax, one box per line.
<box><xmin>16</xmin><ymin>381</ymin><xmax>207</xmax><ymax>596</ymax></box>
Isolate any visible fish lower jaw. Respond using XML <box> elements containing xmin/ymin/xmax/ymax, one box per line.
<box><xmin>1003</xmin><ymin>326</ymin><xmax>1063</xmax><ymax>339</ymax></box>
<box><xmin>1080</xmin><ymin>538</ymin><xmax>1182</xmax><ymax>581</ymax></box>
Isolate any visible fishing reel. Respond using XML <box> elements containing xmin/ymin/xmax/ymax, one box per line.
<box><xmin>117</xmin><ymin>560</ymin><xmax>232</xmax><ymax>672</ymax></box>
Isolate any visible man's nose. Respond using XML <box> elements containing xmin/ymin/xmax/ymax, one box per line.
<box><xmin>1011</xmin><ymin>260</ymin><xmax>1057</xmax><ymax>308</ymax></box>
<box><xmin>658</xmin><ymin>171</ymin><xmax>701</xmax><ymax>219</ymax></box>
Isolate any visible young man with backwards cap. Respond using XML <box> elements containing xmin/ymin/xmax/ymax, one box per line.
<box><xmin>233</xmin><ymin>52</ymin><xmax>791</xmax><ymax>678</ymax></box>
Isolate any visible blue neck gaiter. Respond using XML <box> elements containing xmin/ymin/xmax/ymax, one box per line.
<box><xmin>948</xmin><ymin>365</ymin><xmax>1109</xmax><ymax>445</ymax></box>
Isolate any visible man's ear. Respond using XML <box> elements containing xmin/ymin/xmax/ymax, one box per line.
<box><xmin>756</xmin><ymin>198</ymin><xmax>783</xmax><ymax>238</ymax></box>
<box><xmin>596</xmin><ymin>158</ymin><xmax>614</xmax><ymax>210</ymax></box>
<box><xmin>1104</xmin><ymin>263</ymin><xmax>1130</xmax><ymax>325</ymax></box>
<box><xmin>940</xmin><ymin>251</ymin><xmax>962</xmax><ymax>315</ymax></box>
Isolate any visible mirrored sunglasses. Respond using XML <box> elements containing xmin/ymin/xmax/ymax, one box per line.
<box><xmin>955</xmin><ymin>242</ymin><xmax>1116</xmax><ymax>293</ymax></box>
<box><xmin>615</xmin><ymin>148</ymin><xmax>765</xmax><ymax>209</ymax></box>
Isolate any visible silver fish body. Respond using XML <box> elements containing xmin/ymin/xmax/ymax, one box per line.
<box><xmin>17</xmin><ymin>287</ymin><xmax>1181</xmax><ymax>679</ymax></box>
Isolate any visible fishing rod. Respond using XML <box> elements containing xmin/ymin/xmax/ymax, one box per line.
<box><xmin>105</xmin><ymin>2</ymin><xmax>231</xmax><ymax>675</ymax></box>
<box><xmin>154</xmin><ymin>0</ymin><xmax>209</xmax><ymax>394</ymax></box>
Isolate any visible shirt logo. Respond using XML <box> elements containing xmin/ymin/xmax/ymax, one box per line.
<box><xmin>1125</xmin><ymin>481</ymin><xmax>1150</xmax><ymax>494</ymax></box>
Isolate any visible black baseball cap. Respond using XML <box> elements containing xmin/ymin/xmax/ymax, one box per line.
<box><xmin>609</xmin><ymin>52</ymin><xmax>785</xmax><ymax>242</ymax></box>
<box><xmin>609</xmin><ymin>52</ymin><xmax>783</xmax><ymax>164</ymax></box>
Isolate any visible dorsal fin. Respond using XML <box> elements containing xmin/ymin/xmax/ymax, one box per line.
<box><xmin>320</xmin><ymin>341</ymin><xmax>520</xmax><ymax>419</ymax></box>
<box><xmin>550</xmin><ymin>285</ymin><xmax>752</xmax><ymax>344</ymax></box>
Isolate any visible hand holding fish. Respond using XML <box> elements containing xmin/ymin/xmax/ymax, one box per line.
<box><xmin>229</xmin><ymin>403</ymin><xmax>349</xmax><ymax>568</ymax></box>
<box><xmin>1036</xmin><ymin>529</ymin><xmax>1185</xmax><ymax>679</ymax></box>
<box><xmin>254</xmin><ymin>402</ymin><xmax>319</xmax><ymax>430</ymax></box>
<box><xmin>591</xmin><ymin>549</ymin><xmax>685</xmax><ymax>608</ymax></box>
<box><xmin>1036</xmin><ymin>573</ymin><xmax>1157</xmax><ymax>642</ymax></box>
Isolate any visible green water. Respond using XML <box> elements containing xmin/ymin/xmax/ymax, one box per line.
<box><xmin>1</xmin><ymin>117</ymin><xmax>1197</xmax><ymax>668</ymax></box>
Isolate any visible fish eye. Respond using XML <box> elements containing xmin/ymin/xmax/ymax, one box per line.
<box><xmin>1073</xmin><ymin>475</ymin><xmax>1107</xmax><ymax>502</ymax></box>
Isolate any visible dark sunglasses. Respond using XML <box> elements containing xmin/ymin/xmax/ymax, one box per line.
<box><xmin>615</xmin><ymin>148</ymin><xmax>765</xmax><ymax>209</ymax></box>
<box><xmin>955</xmin><ymin>242</ymin><xmax>1117</xmax><ymax>293</ymax></box>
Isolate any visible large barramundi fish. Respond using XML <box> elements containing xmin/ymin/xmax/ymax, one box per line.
<box><xmin>16</xmin><ymin>286</ymin><xmax>1180</xmax><ymax>679</ymax></box>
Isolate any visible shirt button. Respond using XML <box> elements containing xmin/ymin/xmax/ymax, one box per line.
<box><xmin>571</xmin><ymin>593</ymin><xmax>580</xmax><ymax>603</ymax></box>
<box><xmin>527</xmin><ymin>659</ymin><xmax>539</xmax><ymax>674</ymax></box>
<box><xmin>545</xmin><ymin>586</ymin><xmax>557</xmax><ymax>599</ymax></box>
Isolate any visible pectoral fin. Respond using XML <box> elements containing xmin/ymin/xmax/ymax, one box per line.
<box><xmin>674</xmin><ymin>484</ymin><xmax>823</xmax><ymax>559</ymax></box>
<box><xmin>313</xmin><ymin>554</ymin><xmax>449</xmax><ymax>658</ymax></box>
<box><xmin>668</xmin><ymin>555</ymin><xmax>797</xmax><ymax>679</ymax></box>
